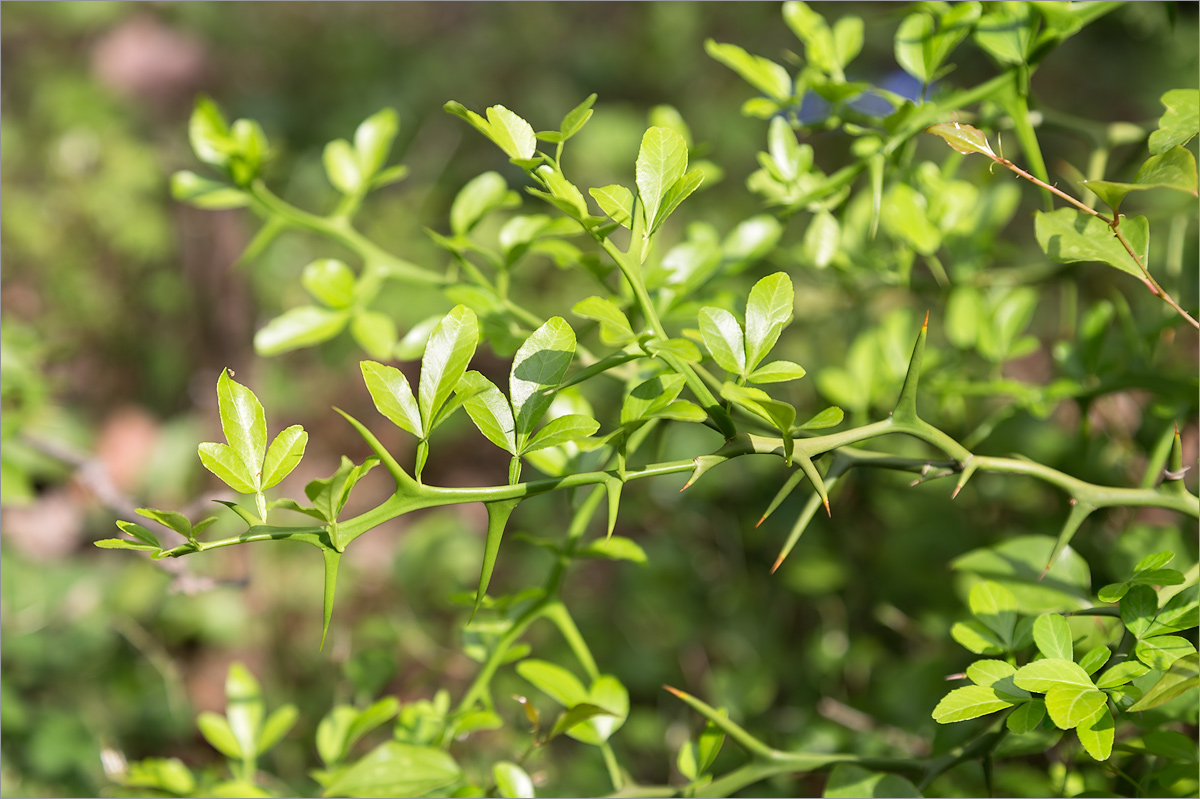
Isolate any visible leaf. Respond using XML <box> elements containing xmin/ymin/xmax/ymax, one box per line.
<box><xmin>1145</xmin><ymin>584</ymin><xmax>1198</xmax><ymax>637</ymax></box>
<box><xmin>189</xmin><ymin>96</ymin><xmax>231</xmax><ymax>167</ymax></box>
<box><xmin>925</xmin><ymin>122</ymin><xmax>997</xmax><ymax>158</ymax></box>
<box><xmin>354</xmin><ymin>107</ymin><xmax>399</xmax><ymax>179</ymax></box>
<box><xmin>644</xmin><ymin>337</ymin><xmax>702</xmax><ymax>363</ymax></box>
<box><xmin>254</xmin><ymin>306</ymin><xmax>350</xmax><ymax>356</ymax></box>
<box><xmin>747</xmin><ymin>360</ymin><xmax>806</xmax><ymax>384</ymax></box>
<box><xmin>257</xmin><ymin>704</ymin><xmax>298</xmax><ymax>754</ymax></box>
<box><xmin>459</xmin><ymin>371</ymin><xmax>516</xmax><ymax>455</ymax></box>
<box><xmin>573</xmin><ymin>296</ymin><xmax>636</xmax><ymax>347</ymax></box>
<box><xmin>94</xmin><ymin>538</ymin><xmax>160</xmax><ymax>552</ymax></box>
<box><xmin>198</xmin><ymin>442</ymin><xmax>257</xmax><ymax>494</ymax></box>
<box><xmin>322</xmin><ymin>741</ymin><xmax>461</xmax><ymax>798</ymax></box>
<box><xmin>419</xmin><ymin>305</ymin><xmax>479</xmax><ymax>432</ymax></box>
<box><xmin>361</xmin><ymin>361</ymin><xmax>423</xmax><ymax>439</ymax></box>
<box><xmin>261</xmin><ymin>425</ymin><xmax>308</xmax><ymax>489</ymax></box>
<box><xmin>1134</xmin><ymin>146</ymin><xmax>1198</xmax><ymax>195</ymax></box>
<box><xmin>302</xmin><ymin>259</ymin><xmax>357</xmax><ymax>310</ymax></box>
<box><xmin>822</xmin><ymin>764</ymin><xmax>921</xmax><ymax>798</ymax></box>
<box><xmin>486</xmin><ymin>105</ymin><xmax>537</xmax><ymax>161</ymax></box>
<box><xmin>704</xmin><ymin>40</ymin><xmax>793</xmax><ymax>102</ymax></box>
<box><xmin>451</xmin><ymin>172</ymin><xmax>511</xmax><ymax>236</ymax></box>
<box><xmin>951</xmin><ymin>534</ymin><xmax>1092</xmax><ymax>613</ymax></box>
<box><xmin>1095</xmin><ymin>661</ymin><xmax>1149</xmax><ymax>689</ymax></box>
<box><xmin>576</xmin><ymin>536</ymin><xmax>647</xmax><ymax>565</ymax></box>
<box><xmin>950</xmin><ymin>620</ymin><xmax>1006</xmax><ymax>655</ymax></box>
<box><xmin>895</xmin><ymin>12</ymin><xmax>936</xmax><ymax>83</ymax></box>
<box><xmin>567</xmin><ymin>674</ymin><xmax>629</xmax><ymax>745</ymax></box>
<box><xmin>1120</xmin><ymin>584</ymin><xmax>1158</xmax><ymax>639</ymax></box>
<box><xmin>215</xmin><ymin>369</ymin><xmax>267</xmax><ymax>488</ymax></box>
<box><xmin>323</xmin><ymin>138</ymin><xmax>362</xmax><ymax>195</ymax></box>
<box><xmin>744</xmin><ymin>273</ymin><xmax>794</xmax><ymax>373</ymax></box>
<box><xmin>973</xmin><ymin>3</ymin><xmax>1032</xmax><ymax>65</ymax></box>
<box><xmin>493</xmin><ymin>761</ymin><xmax>534</xmax><ymax>799</ymax></box>
<box><xmin>1128</xmin><ymin>652</ymin><xmax>1198</xmax><ymax>711</ymax></box>
<box><xmin>720</xmin><ymin>383</ymin><xmax>796</xmax><ymax>460</ymax></box>
<box><xmin>653</xmin><ymin>168</ymin><xmax>705</xmax><ymax>232</ymax></box>
<box><xmin>635</xmin><ymin>127</ymin><xmax>689</xmax><ymax>234</ymax></box>
<box><xmin>1006</xmin><ymin>698</ymin><xmax>1045</xmax><ymax>734</ymax></box>
<box><xmin>699</xmin><ymin>307</ymin><xmax>746</xmax><ymax>375</ymax></box>
<box><xmin>1044</xmin><ymin>685</ymin><xmax>1106</xmax><ymax>730</ymax></box>
<box><xmin>1149</xmin><ymin>88</ymin><xmax>1199</xmax><ymax>154</ymax></box>
<box><xmin>723</xmin><ymin>215</ymin><xmax>783</xmax><ymax>265</ymax></box>
<box><xmin>474</xmin><ymin>498</ymin><xmax>521</xmax><ymax>618</ymax></box>
<box><xmin>1034</xmin><ymin>209</ymin><xmax>1146</xmax><ymax>279</ymax></box>
<box><xmin>196</xmin><ymin>712</ymin><xmax>242</xmax><ymax>760</ymax></box>
<box><xmin>522</xmin><ymin>414</ymin><xmax>598</xmax><ymax>453</ymax></box>
<box><xmin>1076</xmin><ymin>705</ymin><xmax>1114</xmax><ymax>761</ymax></box>
<box><xmin>588</xmin><ymin>184</ymin><xmax>634</xmax><ymax>228</ymax></box>
<box><xmin>350</xmin><ymin>311</ymin><xmax>398</xmax><ymax>361</ymax></box>
<box><xmin>1032</xmin><ymin>613</ymin><xmax>1074</xmax><ymax>661</ymax></box>
<box><xmin>510</xmin><ymin>317</ymin><xmax>576</xmax><ymax>443</ymax></box>
<box><xmin>170</xmin><ymin>171</ymin><xmax>249</xmax><ymax>209</ymax></box>
<box><xmin>1014</xmin><ymin>658</ymin><xmax>1094</xmax><ymax>692</ymax></box>
<box><xmin>881</xmin><ymin>182</ymin><xmax>940</xmax><ymax>255</ymax></box>
<box><xmin>621</xmin><ymin>374</ymin><xmax>687</xmax><ymax>426</ymax></box>
<box><xmin>969</xmin><ymin>580</ymin><xmax>1018</xmax><ymax>647</ymax></box>
<box><xmin>967</xmin><ymin>660</ymin><xmax>1023</xmax><ymax>695</ymax></box>
<box><xmin>797</xmin><ymin>406</ymin><xmax>844</xmax><ymax>431</ymax></box>
<box><xmin>932</xmin><ymin>684</ymin><xmax>1020</xmax><ymax>723</ymax></box>
<box><xmin>1135</xmin><ymin>635</ymin><xmax>1196</xmax><ymax>671</ymax></box>
<box><xmin>1078</xmin><ymin>646</ymin><xmax>1111</xmax><ymax>676</ymax></box>
<box><xmin>560</xmin><ymin>93</ymin><xmax>597</xmax><ymax>141</ymax></box>
<box><xmin>802</xmin><ymin>209</ymin><xmax>840</xmax><ymax>269</ymax></box>
<box><xmin>516</xmin><ymin>659</ymin><xmax>588</xmax><ymax>708</ymax></box>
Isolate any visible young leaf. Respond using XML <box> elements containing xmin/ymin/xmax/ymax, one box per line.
<box><xmin>486</xmin><ymin>105</ymin><xmax>537</xmax><ymax>161</ymax></box>
<box><xmin>1128</xmin><ymin>652</ymin><xmax>1198</xmax><ymax>711</ymax></box>
<box><xmin>704</xmin><ymin>40</ymin><xmax>793</xmax><ymax>102</ymax></box>
<box><xmin>653</xmin><ymin>168</ymin><xmax>705</xmax><ymax>233</ymax></box>
<box><xmin>932</xmin><ymin>684</ymin><xmax>1019</xmax><ymax>723</ymax></box>
<box><xmin>257</xmin><ymin>704</ymin><xmax>299</xmax><ymax>754</ymax></box>
<box><xmin>354</xmin><ymin>107</ymin><xmax>399</xmax><ymax>179</ymax></box>
<box><xmin>493</xmin><ymin>761</ymin><xmax>534</xmax><ymax>799</ymax></box>
<box><xmin>118</xmin><ymin>519</ymin><xmax>164</xmax><ymax>547</ymax></box>
<box><xmin>458</xmin><ymin>371</ymin><xmax>516</xmax><ymax>455</ymax></box>
<box><xmin>621</xmin><ymin>374</ymin><xmax>688</xmax><ymax>426</ymax></box>
<box><xmin>567</xmin><ymin>675</ymin><xmax>629</xmax><ymax>745</ymax></box>
<box><xmin>796</xmin><ymin>406</ymin><xmax>844</xmax><ymax>431</ymax></box>
<box><xmin>1032</xmin><ymin>613</ymin><xmax>1073</xmax><ymax>661</ymax></box>
<box><xmin>1035</xmin><ymin>209</ymin><xmax>1147</xmax><ymax>279</ymax></box>
<box><xmin>924</xmin><ymin>122</ymin><xmax>998</xmax><ymax>159</ymax></box>
<box><xmin>199</xmin><ymin>442</ymin><xmax>256</xmax><ymax>495</ymax></box>
<box><xmin>170</xmin><ymin>171</ymin><xmax>249</xmax><ymax>210</ymax></box>
<box><xmin>1005</xmin><ymin>698</ymin><xmax>1046</xmax><ymax>734</ymax></box>
<box><xmin>1094</xmin><ymin>661</ymin><xmax>1149</xmax><ymax>689</ymax></box>
<box><xmin>516</xmin><ymin>659</ymin><xmax>588</xmax><ymax>708</ymax></box>
<box><xmin>188</xmin><ymin>96</ymin><xmax>231</xmax><ymax>167</ymax></box>
<box><xmin>418</xmin><ymin>305</ymin><xmax>479</xmax><ymax>432</ymax></box>
<box><xmin>350</xmin><ymin>310</ymin><xmax>398</xmax><ymax>361</ymax></box>
<box><xmin>576</xmin><ymin>536</ymin><xmax>647</xmax><ymax>565</ymax></box>
<box><xmin>698</xmin><ymin>307</ymin><xmax>746</xmax><ymax>376</ymax></box>
<box><xmin>196</xmin><ymin>712</ymin><xmax>243</xmax><ymax>759</ymax></box>
<box><xmin>302</xmin><ymin>259</ymin><xmax>356</xmax><ymax>310</ymax></box>
<box><xmin>1044</xmin><ymin>685</ymin><xmax>1106</xmax><ymax>730</ymax></box>
<box><xmin>510</xmin><ymin>317</ymin><xmax>576</xmax><ymax>443</ymax></box>
<box><xmin>744</xmin><ymin>273</ymin><xmax>794</xmax><ymax>372</ymax></box>
<box><xmin>254</xmin><ymin>306</ymin><xmax>350</xmax><ymax>356</ymax></box>
<box><xmin>1076</xmin><ymin>705</ymin><xmax>1114</xmax><ymax>761</ymax></box>
<box><xmin>94</xmin><ymin>538</ymin><xmax>160</xmax><ymax>553</ymax></box>
<box><xmin>588</xmin><ymin>184</ymin><xmax>635</xmax><ymax>228</ymax></box>
<box><xmin>522</xmin><ymin>414</ymin><xmax>598</xmax><ymax>453</ymax></box>
<box><xmin>1014</xmin><ymin>658</ymin><xmax>1093</xmax><ymax>693</ymax></box>
<box><xmin>323</xmin><ymin>742</ymin><xmax>461</xmax><ymax>799</ymax></box>
<box><xmin>572</xmin><ymin>296</ymin><xmax>636</xmax><ymax>346</ymax></box>
<box><xmin>1148</xmin><ymin>88</ymin><xmax>1199</xmax><ymax>154</ymax></box>
<box><xmin>536</xmin><ymin>164</ymin><xmax>589</xmax><ymax>219</ymax></box>
<box><xmin>216</xmin><ymin>369</ymin><xmax>267</xmax><ymax>487</ymax></box>
<box><xmin>1134</xmin><ymin>635</ymin><xmax>1196</xmax><ymax>671</ymax></box>
<box><xmin>1120</xmin><ymin>584</ymin><xmax>1158</xmax><ymax>639</ymax></box>
<box><xmin>451</xmin><ymin>172</ymin><xmax>511</xmax><ymax>236</ymax></box>
<box><xmin>261</xmin><ymin>425</ymin><xmax>308</xmax><ymax>490</ymax></box>
<box><xmin>323</xmin><ymin>139</ymin><xmax>362</xmax><ymax>195</ymax></box>
<box><xmin>635</xmin><ymin>127</ymin><xmax>689</xmax><ymax>234</ymax></box>
<box><xmin>361</xmin><ymin>360</ymin><xmax>424</xmax><ymax>439</ymax></box>
<box><xmin>560</xmin><ymin>93</ymin><xmax>597</xmax><ymax>141</ymax></box>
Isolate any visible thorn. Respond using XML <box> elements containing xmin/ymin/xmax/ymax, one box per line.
<box><xmin>944</xmin><ymin>672</ymin><xmax>967</xmax><ymax>681</ymax></box>
<box><xmin>663</xmin><ymin>685</ymin><xmax>686</xmax><ymax>699</ymax></box>
<box><xmin>1068</xmin><ymin>497</ymin><xmax>1077</xmax><ymax>505</ymax></box>
<box><xmin>770</xmin><ymin>554</ymin><xmax>785</xmax><ymax>574</ymax></box>
<box><xmin>1038</xmin><ymin>562</ymin><xmax>1051</xmax><ymax>582</ymax></box>
<box><xmin>756</xmin><ymin>514</ymin><xmax>766</xmax><ymax>528</ymax></box>
<box><xmin>951</xmin><ymin>484</ymin><xmax>962</xmax><ymax>499</ymax></box>
<box><xmin>823</xmin><ymin>498</ymin><xmax>831</xmax><ymax>517</ymax></box>
<box><xmin>922</xmin><ymin>310</ymin><xmax>929</xmax><ymax>331</ymax></box>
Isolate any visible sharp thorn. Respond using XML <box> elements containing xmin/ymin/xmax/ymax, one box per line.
<box><xmin>663</xmin><ymin>684</ymin><xmax>686</xmax><ymax>699</ymax></box>
<box><xmin>770</xmin><ymin>554</ymin><xmax>785</xmax><ymax>574</ymax></box>
<box><xmin>922</xmin><ymin>309</ymin><xmax>929</xmax><ymax>330</ymax></box>
<box><xmin>951</xmin><ymin>485</ymin><xmax>962</xmax><ymax>499</ymax></box>
<box><xmin>756</xmin><ymin>514</ymin><xmax>766</xmax><ymax>528</ymax></box>
<box><xmin>823</xmin><ymin>499</ymin><xmax>831</xmax><ymax>517</ymax></box>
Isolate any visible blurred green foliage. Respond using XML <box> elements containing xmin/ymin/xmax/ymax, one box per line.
<box><xmin>1</xmin><ymin>2</ymin><xmax>1198</xmax><ymax>797</ymax></box>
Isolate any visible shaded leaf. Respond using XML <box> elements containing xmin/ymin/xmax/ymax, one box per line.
<box><xmin>322</xmin><ymin>742</ymin><xmax>461</xmax><ymax>799</ymax></box>
<box><xmin>255</xmin><ymin>306</ymin><xmax>350</xmax><ymax>356</ymax></box>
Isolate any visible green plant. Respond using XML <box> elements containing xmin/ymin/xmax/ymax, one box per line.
<box><xmin>88</xmin><ymin>2</ymin><xmax>1196</xmax><ymax>797</ymax></box>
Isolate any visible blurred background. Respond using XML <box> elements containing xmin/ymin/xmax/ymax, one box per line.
<box><xmin>1</xmin><ymin>2</ymin><xmax>1197</xmax><ymax>796</ymax></box>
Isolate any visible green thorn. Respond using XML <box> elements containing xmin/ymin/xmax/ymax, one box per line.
<box><xmin>604</xmin><ymin>476</ymin><xmax>622</xmax><ymax>539</ymax></box>
<box><xmin>892</xmin><ymin>310</ymin><xmax>929</xmax><ymax>423</ymax></box>
<box><xmin>320</xmin><ymin>548</ymin><xmax>341</xmax><ymax>651</ymax></box>
<box><xmin>758</xmin><ymin>470</ymin><xmax>806</xmax><ymax>528</ymax></box>
<box><xmin>333</xmin><ymin>407</ymin><xmax>419</xmax><ymax>494</ymax></box>
<box><xmin>1042</xmin><ymin>500</ymin><xmax>1095</xmax><ymax>579</ymax></box>
<box><xmin>951</xmin><ymin>457</ymin><xmax>979</xmax><ymax>499</ymax></box>
<box><xmin>473</xmin><ymin>498</ymin><xmax>522</xmax><ymax>622</ymax></box>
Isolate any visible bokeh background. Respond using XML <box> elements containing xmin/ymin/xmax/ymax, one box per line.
<box><xmin>2</xmin><ymin>2</ymin><xmax>1197</xmax><ymax>796</ymax></box>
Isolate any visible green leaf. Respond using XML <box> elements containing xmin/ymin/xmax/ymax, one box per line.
<box><xmin>198</xmin><ymin>442</ymin><xmax>257</xmax><ymax>494</ymax></box>
<box><xmin>1134</xmin><ymin>146</ymin><xmax>1198</xmax><ymax>195</ymax></box>
<box><xmin>924</xmin><ymin>122</ymin><xmax>997</xmax><ymax>158</ymax></box>
<box><xmin>189</xmin><ymin>96</ymin><xmax>231</xmax><ymax>167</ymax></box>
<box><xmin>966</xmin><ymin>659</ymin><xmax>1027</xmax><ymax>702</ymax></box>
<box><xmin>254</xmin><ymin>306</ymin><xmax>350</xmax><ymax>356</ymax></box>
<box><xmin>1095</xmin><ymin>661</ymin><xmax>1149</xmax><ymax>689</ymax></box>
<box><xmin>802</xmin><ymin>209</ymin><xmax>840</xmax><ymax>269</ymax></box>
<box><xmin>94</xmin><ymin>538</ymin><xmax>160</xmax><ymax>552</ymax></box>
<box><xmin>895</xmin><ymin>12</ymin><xmax>936</xmax><ymax>83</ymax></box>
<box><xmin>1044</xmin><ymin>685</ymin><xmax>1106</xmax><ymax>730</ymax></box>
<box><xmin>567</xmin><ymin>674</ymin><xmax>629</xmax><ymax>745</ymax></box>
<box><xmin>261</xmin><ymin>425</ymin><xmax>307</xmax><ymax>490</ymax></box>
<box><xmin>932</xmin><ymin>684</ymin><xmax>1019</xmax><ymax>723</ymax></box>
<box><xmin>1120</xmin><ymin>584</ymin><xmax>1158</xmax><ymax>639</ymax></box>
<box><xmin>170</xmin><ymin>170</ymin><xmax>249</xmax><ymax>209</ymax></box>
<box><xmin>572</xmin><ymin>296</ymin><xmax>636</xmax><ymax>347</ymax></box>
<box><xmin>881</xmin><ymin>182</ymin><xmax>941</xmax><ymax>254</ymax></box>
<box><xmin>516</xmin><ymin>659</ymin><xmax>588</xmax><ymax>708</ymax></box>
<box><xmin>547</xmin><ymin>703</ymin><xmax>615</xmax><ymax>742</ymax></box>
<box><xmin>1078</xmin><ymin>646</ymin><xmax>1112</xmax><ymax>676</ymax></box>
<box><xmin>1149</xmin><ymin>88</ymin><xmax>1199</xmax><ymax>154</ymax></box>
<box><xmin>973</xmin><ymin>3</ymin><xmax>1032</xmax><ymax>65</ymax></box>
<box><xmin>354</xmin><ymin>107</ymin><xmax>399</xmax><ymax>179</ymax></box>
<box><xmin>523</xmin><ymin>414</ymin><xmax>598</xmax><ymax>453</ymax></box>
<box><xmin>621</xmin><ymin>374</ymin><xmax>687</xmax><ymax>426</ymax></box>
<box><xmin>120</xmin><ymin>758</ymin><xmax>196</xmax><ymax>795</ymax></box>
<box><xmin>1006</xmin><ymin>698</ymin><xmax>1046</xmax><ymax>734</ymax></box>
<box><xmin>1128</xmin><ymin>652</ymin><xmax>1198</xmax><ymax>711</ymax></box>
<box><xmin>1014</xmin><ymin>658</ymin><xmax>1093</xmax><ymax>692</ymax></box>
<box><xmin>588</xmin><ymin>184</ymin><xmax>634</xmax><ymax>228</ymax></box>
<box><xmin>705</xmin><ymin>39</ymin><xmax>793</xmax><ymax>102</ymax></box>
<box><xmin>1076</xmin><ymin>705</ymin><xmax>1114</xmax><ymax>761</ymax></box>
<box><xmin>510</xmin><ymin>317</ymin><xmax>576</xmax><ymax>443</ymax></box>
<box><xmin>644</xmin><ymin>337</ymin><xmax>702</xmax><ymax>363</ymax></box>
<box><xmin>1145</xmin><ymin>584</ymin><xmax>1198</xmax><ymax>637</ymax></box>
<box><xmin>653</xmin><ymin>169</ymin><xmax>705</xmax><ymax>233</ymax></box>
<box><xmin>635</xmin><ymin>127</ymin><xmax>689</xmax><ymax>234</ymax></box>
<box><xmin>677</xmin><ymin>741</ymin><xmax>698</xmax><ymax>781</ymax></box>
<box><xmin>486</xmin><ymin>105</ymin><xmax>537</xmax><ymax>161</ymax></box>
<box><xmin>1034</xmin><ymin>209</ymin><xmax>1146</xmax><ymax>279</ymax></box>
<box><xmin>322</xmin><ymin>742</ymin><xmax>461</xmax><ymax>799</ymax></box>
<box><xmin>458</xmin><ymin>371</ymin><xmax>516</xmax><ymax>455</ymax></box>
<box><xmin>351</xmin><ymin>310</ymin><xmax>398</xmax><ymax>361</ymax></box>
<box><xmin>723</xmin><ymin>215</ymin><xmax>783</xmax><ymax>265</ymax></box>
<box><xmin>560</xmin><ymin>93</ymin><xmax>597</xmax><ymax>141</ymax></box>
<box><xmin>302</xmin><ymin>259</ymin><xmax>357</xmax><ymax>310</ymax></box>
<box><xmin>698</xmin><ymin>307</ymin><xmax>746</xmax><ymax>376</ymax></box>
<box><xmin>1135</xmin><ymin>635</ymin><xmax>1196</xmax><ymax>671</ymax></box>
<box><xmin>576</xmin><ymin>536</ymin><xmax>647</xmax><ymax>565</ymax></box>
<box><xmin>1033</xmin><ymin>613</ymin><xmax>1074</xmax><ymax>661</ymax></box>
<box><xmin>744</xmin><ymin>272</ymin><xmax>794</xmax><ymax>373</ymax></box>
<box><xmin>451</xmin><ymin>172</ymin><xmax>512</xmax><ymax>236</ymax></box>
<box><xmin>822</xmin><ymin>764</ymin><xmax>921</xmax><ymax>798</ymax></box>
<box><xmin>969</xmin><ymin>580</ymin><xmax>1018</xmax><ymax>647</ymax></box>
<box><xmin>196</xmin><ymin>712</ymin><xmax>243</xmax><ymax>759</ymax></box>
<box><xmin>796</xmin><ymin>406</ymin><xmax>844</xmax><ymax>431</ymax></box>
<box><xmin>951</xmin><ymin>534</ymin><xmax>1092</xmax><ymax>613</ymax></box>
<box><xmin>493</xmin><ymin>761</ymin><xmax>534</xmax><ymax>799</ymax></box>
<box><xmin>133</xmin><ymin>508</ymin><xmax>191</xmax><ymax>538</ymax></box>
<box><xmin>951</xmin><ymin>619</ymin><xmax>1006</xmax><ymax>656</ymax></box>
<box><xmin>361</xmin><ymin>361</ymin><xmax>423</xmax><ymax>439</ymax></box>
<box><xmin>535</xmin><ymin>164</ymin><xmax>589</xmax><ymax>219</ymax></box>
<box><xmin>257</xmin><ymin>704</ymin><xmax>298</xmax><ymax>754</ymax></box>
<box><xmin>747</xmin><ymin>360</ymin><xmax>806</xmax><ymax>384</ymax></box>
<box><xmin>324</xmin><ymin>139</ymin><xmax>362</xmax><ymax>195</ymax></box>
<box><xmin>419</xmin><ymin>305</ymin><xmax>479</xmax><ymax>432</ymax></box>
<box><xmin>215</xmin><ymin>369</ymin><xmax>267</xmax><ymax>488</ymax></box>
<box><xmin>720</xmin><ymin>383</ymin><xmax>796</xmax><ymax>459</ymax></box>
<box><xmin>225</xmin><ymin>662</ymin><xmax>264</xmax><ymax>758</ymax></box>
